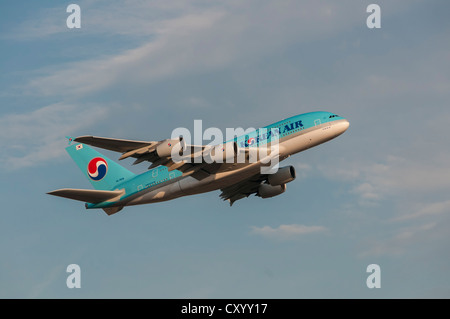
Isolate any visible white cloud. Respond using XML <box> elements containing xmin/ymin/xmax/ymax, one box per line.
<box><xmin>3</xmin><ymin>6</ymin><xmax>67</xmax><ymax>40</ymax></box>
<box><xmin>351</xmin><ymin>182</ymin><xmax>380</xmax><ymax>201</ymax></box>
<box><xmin>0</xmin><ymin>103</ymin><xmax>107</xmax><ymax>170</ymax></box>
<box><xmin>25</xmin><ymin>9</ymin><xmax>228</xmax><ymax>97</ymax></box>
<box><xmin>319</xmin><ymin>152</ymin><xmax>450</xmax><ymax>207</ymax></box>
<box><xmin>28</xmin><ymin>265</ymin><xmax>65</xmax><ymax>298</ymax></box>
<box><xmin>359</xmin><ymin>223</ymin><xmax>437</xmax><ymax>257</ymax></box>
<box><xmin>6</xmin><ymin>0</ymin><xmax>210</xmax><ymax>40</ymax></box>
<box><xmin>250</xmin><ymin>224</ymin><xmax>327</xmax><ymax>240</ymax></box>
<box><xmin>21</xmin><ymin>0</ymin><xmax>382</xmax><ymax>99</ymax></box>
<box><xmin>392</xmin><ymin>200</ymin><xmax>450</xmax><ymax>222</ymax></box>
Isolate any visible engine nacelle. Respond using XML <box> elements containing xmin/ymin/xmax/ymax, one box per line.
<box><xmin>267</xmin><ymin>165</ymin><xmax>296</xmax><ymax>186</ymax></box>
<box><xmin>156</xmin><ymin>137</ymin><xmax>185</xmax><ymax>157</ymax></box>
<box><xmin>257</xmin><ymin>183</ymin><xmax>286</xmax><ymax>199</ymax></box>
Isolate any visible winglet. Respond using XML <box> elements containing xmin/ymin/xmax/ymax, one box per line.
<box><xmin>66</xmin><ymin>136</ymin><xmax>75</xmax><ymax>145</ymax></box>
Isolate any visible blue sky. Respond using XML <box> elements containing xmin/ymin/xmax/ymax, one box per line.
<box><xmin>1</xmin><ymin>0</ymin><xmax>450</xmax><ymax>298</ymax></box>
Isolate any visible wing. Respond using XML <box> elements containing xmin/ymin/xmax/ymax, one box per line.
<box><xmin>219</xmin><ymin>173</ymin><xmax>267</xmax><ymax>206</ymax></box>
<box><xmin>74</xmin><ymin>135</ymin><xmax>276</xmax><ymax>181</ymax></box>
<box><xmin>74</xmin><ymin>135</ymin><xmax>156</xmax><ymax>153</ymax></box>
<box><xmin>74</xmin><ymin>135</ymin><xmax>222</xmax><ymax>179</ymax></box>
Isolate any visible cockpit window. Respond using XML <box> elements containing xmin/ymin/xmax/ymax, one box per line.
<box><xmin>329</xmin><ymin>114</ymin><xmax>339</xmax><ymax>118</ymax></box>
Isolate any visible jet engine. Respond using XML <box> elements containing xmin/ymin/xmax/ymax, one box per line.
<box><xmin>257</xmin><ymin>183</ymin><xmax>286</xmax><ymax>199</ymax></box>
<box><xmin>267</xmin><ymin>165</ymin><xmax>296</xmax><ymax>186</ymax></box>
<box><xmin>156</xmin><ymin>137</ymin><xmax>186</xmax><ymax>157</ymax></box>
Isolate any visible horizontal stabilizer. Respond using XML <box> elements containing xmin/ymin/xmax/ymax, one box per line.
<box><xmin>47</xmin><ymin>188</ymin><xmax>124</xmax><ymax>204</ymax></box>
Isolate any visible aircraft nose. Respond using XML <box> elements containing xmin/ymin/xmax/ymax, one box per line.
<box><xmin>336</xmin><ymin>119</ymin><xmax>349</xmax><ymax>135</ymax></box>
<box><xmin>342</xmin><ymin>119</ymin><xmax>349</xmax><ymax>131</ymax></box>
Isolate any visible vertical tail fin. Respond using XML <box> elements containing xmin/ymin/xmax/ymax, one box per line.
<box><xmin>66</xmin><ymin>142</ymin><xmax>136</xmax><ymax>190</ymax></box>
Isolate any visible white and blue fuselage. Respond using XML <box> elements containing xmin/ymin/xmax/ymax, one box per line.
<box><xmin>85</xmin><ymin>111</ymin><xmax>349</xmax><ymax>210</ymax></box>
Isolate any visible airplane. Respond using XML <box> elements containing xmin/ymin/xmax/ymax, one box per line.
<box><xmin>48</xmin><ymin>111</ymin><xmax>349</xmax><ymax>215</ymax></box>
